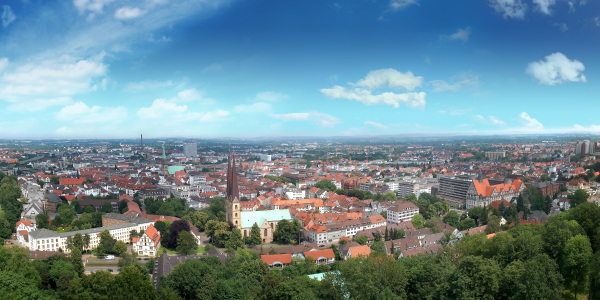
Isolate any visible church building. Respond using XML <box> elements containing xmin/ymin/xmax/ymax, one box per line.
<box><xmin>226</xmin><ymin>154</ymin><xmax>292</xmax><ymax>244</ymax></box>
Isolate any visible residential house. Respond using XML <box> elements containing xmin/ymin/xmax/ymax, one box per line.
<box><xmin>133</xmin><ymin>225</ymin><xmax>161</xmax><ymax>256</ymax></box>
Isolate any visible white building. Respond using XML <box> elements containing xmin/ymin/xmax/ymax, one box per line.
<box><xmin>27</xmin><ymin>220</ymin><xmax>153</xmax><ymax>253</ymax></box>
<box><xmin>387</xmin><ymin>201</ymin><xmax>419</xmax><ymax>223</ymax></box>
<box><xmin>132</xmin><ymin>225</ymin><xmax>161</xmax><ymax>256</ymax></box>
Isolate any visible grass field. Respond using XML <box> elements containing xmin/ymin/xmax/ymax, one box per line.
<box><xmin>85</xmin><ymin>261</ymin><xmax>119</xmax><ymax>268</ymax></box>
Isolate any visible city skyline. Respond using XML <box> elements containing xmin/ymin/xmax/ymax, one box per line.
<box><xmin>1</xmin><ymin>0</ymin><xmax>599</xmax><ymax>139</ymax></box>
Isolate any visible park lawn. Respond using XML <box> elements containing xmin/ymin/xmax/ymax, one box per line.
<box><xmin>85</xmin><ymin>261</ymin><xmax>119</xmax><ymax>268</ymax></box>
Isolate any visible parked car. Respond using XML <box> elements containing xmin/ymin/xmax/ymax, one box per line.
<box><xmin>105</xmin><ymin>255</ymin><xmax>115</xmax><ymax>260</ymax></box>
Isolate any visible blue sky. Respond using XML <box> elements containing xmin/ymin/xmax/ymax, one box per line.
<box><xmin>0</xmin><ymin>0</ymin><xmax>599</xmax><ymax>138</ymax></box>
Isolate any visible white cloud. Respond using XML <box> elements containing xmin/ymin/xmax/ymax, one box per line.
<box><xmin>595</xmin><ymin>16</ymin><xmax>600</xmax><ymax>27</ymax></box>
<box><xmin>56</xmin><ymin>101</ymin><xmax>127</xmax><ymax>124</ymax></box>
<box><xmin>114</xmin><ymin>7</ymin><xmax>146</xmax><ymax>20</ymax></box>
<box><xmin>73</xmin><ymin>0</ymin><xmax>115</xmax><ymax>14</ymax></box>
<box><xmin>0</xmin><ymin>57</ymin><xmax>8</xmax><ymax>72</ymax></box>
<box><xmin>488</xmin><ymin>116</ymin><xmax>506</xmax><ymax>126</ymax></box>
<box><xmin>9</xmin><ymin>97</ymin><xmax>72</xmax><ymax>112</ymax></box>
<box><xmin>519</xmin><ymin>112</ymin><xmax>543</xmax><ymax>129</ymax></box>
<box><xmin>124</xmin><ymin>79</ymin><xmax>173</xmax><ymax>92</ymax></box>
<box><xmin>2</xmin><ymin>5</ymin><xmax>16</xmax><ymax>28</ymax></box>
<box><xmin>489</xmin><ymin>0</ymin><xmax>527</xmax><ymax>19</ymax></box>
<box><xmin>322</xmin><ymin>68</ymin><xmax>426</xmax><ymax>109</ymax></box>
<box><xmin>352</xmin><ymin>68</ymin><xmax>423</xmax><ymax>91</ymax></box>
<box><xmin>234</xmin><ymin>102</ymin><xmax>272</xmax><ymax>113</ymax></box>
<box><xmin>389</xmin><ymin>0</ymin><xmax>418</xmax><ymax>10</ymax></box>
<box><xmin>0</xmin><ymin>55</ymin><xmax>107</xmax><ymax>110</ymax></box>
<box><xmin>553</xmin><ymin>23</ymin><xmax>568</xmax><ymax>32</ymax></box>
<box><xmin>192</xmin><ymin>109</ymin><xmax>230</xmax><ymax>122</ymax></box>
<box><xmin>321</xmin><ymin>86</ymin><xmax>426</xmax><ymax>109</ymax></box>
<box><xmin>526</xmin><ymin>52</ymin><xmax>586</xmax><ymax>85</ymax></box>
<box><xmin>137</xmin><ymin>98</ymin><xmax>227</xmax><ymax>121</ymax></box>
<box><xmin>476</xmin><ymin>114</ymin><xmax>506</xmax><ymax>126</ymax></box>
<box><xmin>137</xmin><ymin>99</ymin><xmax>187</xmax><ymax>119</ymax></box>
<box><xmin>533</xmin><ymin>0</ymin><xmax>556</xmax><ymax>15</ymax></box>
<box><xmin>364</xmin><ymin>121</ymin><xmax>388</xmax><ymax>130</ymax></box>
<box><xmin>202</xmin><ymin>63</ymin><xmax>223</xmax><ymax>73</ymax></box>
<box><xmin>448</xmin><ymin>27</ymin><xmax>471</xmax><ymax>42</ymax></box>
<box><xmin>177</xmin><ymin>88</ymin><xmax>203</xmax><ymax>102</ymax></box>
<box><xmin>270</xmin><ymin>111</ymin><xmax>340</xmax><ymax>127</ymax></box>
<box><xmin>431</xmin><ymin>72</ymin><xmax>479</xmax><ymax>92</ymax></box>
<box><xmin>255</xmin><ymin>91</ymin><xmax>289</xmax><ymax>102</ymax></box>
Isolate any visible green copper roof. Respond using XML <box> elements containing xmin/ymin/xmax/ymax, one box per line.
<box><xmin>168</xmin><ymin>165</ymin><xmax>185</xmax><ymax>175</ymax></box>
<box><xmin>241</xmin><ymin>209</ymin><xmax>292</xmax><ymax>228</ymax></box>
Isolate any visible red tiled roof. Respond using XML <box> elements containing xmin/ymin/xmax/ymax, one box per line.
<box><xmin>348</xmin><ymin>245</ymin><xmax>371</xmax><ymax>258</ymax></box>
<box><xmin>261</xmin><ymin>254</ymin><xmax>292</xmax><ymax>265</ymax></box>
<box><xmin>60</xmin><ymin>177</ymin><xmax>86</xmax><ymax>186</ymax></box>
<box><xmin>16</xmin><ymin>219</ymin><xmax>32</xmax><ymax>228</ymax></box>
<box><xmin>304</xmin><ymin>248</ymin><xmax>335</xmax><ymax>260</ymax></box>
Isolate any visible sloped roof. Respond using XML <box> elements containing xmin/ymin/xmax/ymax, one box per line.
<box><xmin>348</xmin><ymin>245</ymin><xmax>371</xmax><ymax>258</ymax></box>
<box><xmin>304</xmin><ymin>248</ymin><xmax>335</xmax><ymax>260</ymax></box>
<box><xmin>261</xmin><ymin>254</ymin><xmax>292</xmax><ymax>265</ymax></box>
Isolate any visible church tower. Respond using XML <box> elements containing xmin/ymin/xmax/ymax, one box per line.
<box><xmin>226</xmin><ymin>154</ymin><xmax>241</xmax><ymax>228</ymax></box>
<box><xmin>161</xmin><ymin>143</ymin><xmax>169</xmax><ymax>176</ymax></box>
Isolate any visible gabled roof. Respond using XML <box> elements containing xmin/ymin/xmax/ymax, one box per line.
<box><xmin>348</xmin><ymin>245</ymin><xmax>371</xmax><ymax>258</ymax></box>
<box><xmin>261</xmin><ymin>254</ymin><xmax>292</xmax><ymax>265</ymax></box>
<box><xmin>304</xmin><ymin>248</ymin><xmax>335</xmax><ymax>260</ymax></box>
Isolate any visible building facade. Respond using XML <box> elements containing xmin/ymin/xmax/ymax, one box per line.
<box><xmin>466</xmin><ymin>178</ymin><xmax>524</xmax><ymax>209</ymax></box>
<box><xmin>438</xmin><ymin>175</ymin><xmax>473</xmax><ymax>208</ymax></box>
<box><xmin>387</xmin><ymin>201</ymin><xmax>419</xmax><ymax>223</ymax></box>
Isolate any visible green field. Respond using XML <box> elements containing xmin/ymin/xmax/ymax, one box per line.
<box><xmin>85</xmin><ymin>261</ymin><xmax>119</xmax><ymax>268</ymax></box>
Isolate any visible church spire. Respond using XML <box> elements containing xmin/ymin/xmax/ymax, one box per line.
<box><xmin>226</xmin><ymin>154</ymin><xmax>239</xmax><ymax>201</ymax></box>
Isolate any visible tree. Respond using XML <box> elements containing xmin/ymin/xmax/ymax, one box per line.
<box><xmin>50</xmin><ymin>176</ymin><xmax>60</xmax><ymax>184</ymax></box>
<box><xmin>83</xmin><ymin>234</ymin><xmax>91</xmax><ymax>252</ymax></box>
<box><xmin>98</xmin><ymin>230</ymin><xmax>116</xmax><ymax>255</ymax></box>
<box><xmin>485</xmin><ymin>215</ymin><xmax>501</xmax><ymax>234</ymax></box>
<box><xmin>226</xmin><ymin>228</ymin><xmax>244</xmax><ymax>250</ymax></box>
<box><xmin>380</xmin><ymin>211</ymin><xmax>387</xmax><ymax>219</ymax></box>
<box><xmin>167</xmin><ymin>220</ymin><xmax>191</xmax><ymax>249</ymax></box>
<box><xmin>36</xmin><ymin>214</ymin><xmax>49</xmax><ymax>229</ymax></box>
<box><xmin>113</xmin><ymin>241</ymin><xmax>127</xmax><ymax>257</ymax></box>
<box><xmin>352</xmin><ymin>235</ymin><xmax>368</xmax><ymax>245</ymax></box>
<box><xmin>498</xmin><ymin>201</ymin><xmax>507</xmax><ymax>216</ymax></box>
<box><xmin>411</xmin><ymin>214</ymin><xmax>425</xmax><ymax>229</ymax></box>
<box><xmin>468</xmin><ymin>206</ymin><xmax>487</xmax><ymax>226</ymax></box>
<box><xmin>247</xmin><ymin>223</ymin><xmax>262</xmax><ymax>246</ymax></box>
<box><xmin>273</xmin><ymin>219</ymin><xmax>301</xmax><ymax>245</ymax></box>
<box><xmin>443</xmin><ymin>255</ymin><xmax>500</xmax><ymax>299</ymax></box>
<box><xmin>182</xmin><ymin>211</ymin><xmax>210</xmax><ymax>231</ymax></box>
<box><xmin>562</xmin><ymin>234</ymin><xmax>593</xmax><ymax>299</ymax></box>
<box><xmin>568</xmin><ymin>189</ymin><xmax>589</xmax><ymax>208</ymax></box>
<box><xmin>101</xmin><ymin>202</ymin><xmax>113</xmax><ymax>213</ymax></box>
<box><xmin>314</xmin><ymin>180</ymin><xmax>336</xmax><ymax>192</ymax></box>
<box><xmin>176</xmin><ymin>231</ymin><xmax>199</xmax><ymax>255</ymax></box>
<box><xmin>442</xmin><ymin>211</ymin><xmax>460</xmax><ymax>228</ymax></box>
<box><xmin>118</xmin><ymin>200</ymin><xmax>128</xmax><ymax>214</ymax></box>
<box><xmin>70</xmin><ymin>248</ymin><xmax>85</xmax><ymax>277</ymax></box>
<box><xmin>459</xmin><ymin>218</ymin><xmax>476</xmax><ymax>230</ymax></box>
<box><xmin>114</xmin><ymin>265</ymin><xmax>158</xmax><ymax>300</ymax></box>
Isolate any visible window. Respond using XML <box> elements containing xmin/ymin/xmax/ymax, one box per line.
<box><xmin>264</xmin><ymin>229</ymin><xmax>267</xmax><ymax>236</ymax></box>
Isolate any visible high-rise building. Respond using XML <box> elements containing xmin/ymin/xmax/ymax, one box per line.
<box><xmin>575</xmin><ymin>140</ymin><xmax>595</xmax><ymax>155</ymax></box>
<box><xmin>438</xmin><ymin>175</ymin><xmax>473</xmax><ymax>208</ymax></box>
<box><xmin>183</xmin><ymin>141</ymin><xmax>197</xmax><ymax>158</ymax></box>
